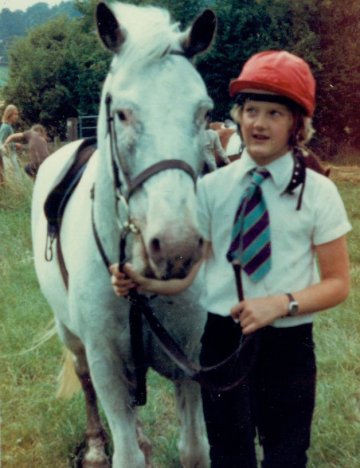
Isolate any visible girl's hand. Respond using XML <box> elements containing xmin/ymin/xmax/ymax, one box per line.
<box><xmin>230</xmin><ymin>295</ymin><xmax>288</xmax><ymax>335</ymax></box>
<box><xmin>109</xmin><ymin>262</ymin><xmax>147</xmax><ymax>296</ymax></box>
<box><xmin>109</xmin><ymin>258</ymin><xmax>204</xmax><ymax>297</ymax></box>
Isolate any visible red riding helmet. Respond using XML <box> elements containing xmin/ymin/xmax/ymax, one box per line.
<box><xmin>229</xmin><ymin>50</ymin><xmax>316</xmax><ymax>117</ymax></box>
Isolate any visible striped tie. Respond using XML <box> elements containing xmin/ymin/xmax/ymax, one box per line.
<box><xmin>226</xmin><ymin>169</ymin><xmax>271</xmax><ymax>282</ymax></box>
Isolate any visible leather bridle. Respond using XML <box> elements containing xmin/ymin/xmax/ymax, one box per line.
<box><xmin>90</xmin><ymin>51</ymin><xmax>259</xmax><ymax>405</ymax></box>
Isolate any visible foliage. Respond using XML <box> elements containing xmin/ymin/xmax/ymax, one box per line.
<box><xmin>0</xmin><ymin>1</ymin><xmax>79</xmax><ymax>64</ymax></box>
<box><xmin>308</xmin><ymin>0</ymin><xmax>360</xmax><ymax>158</ymax></box>
<box><xmin>2</xmin><ymin>10</ymin><xmax>110</xmax><ymax>138</ymax></box>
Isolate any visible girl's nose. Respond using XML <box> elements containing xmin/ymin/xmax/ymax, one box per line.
<box><xmin>253</xmin><ymin>112</ymin><xmax>267</xmax><ymax>128</ymax></box>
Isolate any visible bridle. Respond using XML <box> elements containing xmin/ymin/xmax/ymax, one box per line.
<box><xmin>90</xmin><ymin>51</ymin><xmax>259</xmax><ymax>406</ymax></box>
<box><xmin>91</xmin><ymin>84</ymin><xmax>198</xmax><ymax>271</ymax></box>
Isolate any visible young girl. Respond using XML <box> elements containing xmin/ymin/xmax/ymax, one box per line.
<box><xmin>0</xmin><ymin>104</ymin><xmax>20</xmax><ymax>182</ymax></box>
<box><xmin>110</xmin><ymin>50</ymin><xmax>351</xmax><ymax>467</ymax></box>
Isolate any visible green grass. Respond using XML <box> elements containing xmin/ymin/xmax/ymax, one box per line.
<box><xmin>1</xmin><ymin>169</ymin><xmax>360</xmax><ymax>467</ymax></box>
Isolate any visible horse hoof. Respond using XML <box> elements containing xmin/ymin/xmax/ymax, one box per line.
<box><xmin>83</xmin><ymin>435</ymin><xmax>110</xmax><ymax>468</ymax></box>
<box><xmin>83</xmin><ymin>462</ymin><xmax>110</xmax><ymax>468</ymax></box>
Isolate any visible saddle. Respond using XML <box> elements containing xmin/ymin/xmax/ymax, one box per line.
<box><xmin>44</xmin><ymin>137</ymin><xmax>97</xmax><ymax>239</ymax></box>
<box><xmin>43</xmin><ymin>137</ymin><xmax>97</xmax><ymax>287</ymax></box>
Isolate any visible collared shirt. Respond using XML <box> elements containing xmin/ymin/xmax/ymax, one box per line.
<box><xmin>197</xmin><ymin>149</ymin><xmax>351</xmax><ymax>327</ymax></box>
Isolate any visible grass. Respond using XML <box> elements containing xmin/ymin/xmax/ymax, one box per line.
<box><xmin>1</xmin><ymin>162</ymin><xmax>360</xmax><ymax>467</ymax></box>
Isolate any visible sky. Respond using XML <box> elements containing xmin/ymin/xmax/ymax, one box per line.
<box><xmin>0</xmin><ymin>0</ymin><xmax>69</xmax><ymax>12</ymax></box>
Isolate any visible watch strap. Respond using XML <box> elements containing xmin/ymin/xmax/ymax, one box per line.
<box><xmin>286</xmin><ymin>292</ymin><xmax>296</xmax><ymax>302</ymax></box>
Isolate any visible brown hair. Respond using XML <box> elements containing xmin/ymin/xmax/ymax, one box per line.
<box><xmin>31</xmin><ymin>124</ymin><xmax>47</xmax><ymax>138</ymax></box>
<box><xmin>230</xmin><ymin>103</ymin><xmax>315</xmax><ymax>150</ymax></box>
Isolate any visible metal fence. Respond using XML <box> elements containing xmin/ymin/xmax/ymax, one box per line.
<box><xmin>78</xmin><ymin>115</ymin><xmax>97</xmax><ymax>139</ymax></box>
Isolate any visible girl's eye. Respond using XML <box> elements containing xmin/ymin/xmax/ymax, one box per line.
<box><xmin>245</xmin><ymin>107</ymin><xmax>257</xmax><ymax>116</ymax></box>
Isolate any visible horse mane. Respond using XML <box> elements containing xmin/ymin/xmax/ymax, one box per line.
<box><xmin>110</xmin><ymin>3</ymin><xmax>184</xmax><ymax>71</ymax></box>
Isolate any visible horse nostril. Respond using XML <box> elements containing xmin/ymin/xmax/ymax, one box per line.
<box><xmin>151</xmin><ymin>238</ymin><xmax>161</xmax><ymax>253</ymax></box>
<box><xmin>198</xmin><ymin>237</ymin><xmax>204</xmax><ymax>248</ymax></box>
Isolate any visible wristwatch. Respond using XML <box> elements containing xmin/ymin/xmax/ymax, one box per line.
<box><xmin>286</xmin><ymin>293</ymin><xmax>299</xmax><ymax>316</ymax></box>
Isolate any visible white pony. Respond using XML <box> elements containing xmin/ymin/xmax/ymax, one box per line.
<box><xmin>32</xmin><ymin>2</ymin><xmax>216</xmax><ymax>467</ymax></box>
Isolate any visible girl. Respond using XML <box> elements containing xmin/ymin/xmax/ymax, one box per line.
<box><xmin>110</xmin><ymin>50</ymin><xmax>351</xmax><ymax>467</ymax></box>
<box><xmin>0</xmin><ymin>104</ymin><xmax>21</xmax><ymax>181</ymax></box>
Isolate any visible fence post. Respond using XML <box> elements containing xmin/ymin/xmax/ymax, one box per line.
<box><xmin>66</xmin><ymin>117</ymin><xmax>78</xmax><ymax>141</ymax></box>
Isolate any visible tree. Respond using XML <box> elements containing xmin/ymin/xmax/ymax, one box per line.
<box><xmin>308</xmin><ymin>0</ymin><xmax>360</xmax><ymax>157</ymax></box>
<box><xmin>0</xmin><ymin>1</ymin><xmax>79</xmax><ymax>64</ymax></box>
<box><xmin>3</xmin><ymin>7</ymin><xmax>110</xmax><ymax>137</ymax></box>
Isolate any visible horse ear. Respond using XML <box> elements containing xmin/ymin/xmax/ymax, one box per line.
<box><xmin>96</xmin><ymin>2</ymin><xmax>126</xmax><ymax>53</ymax></box>
<box><xmin>183</xmin><ymin>9</ymin><xmax>217</xmax><ymax>58</ymax></box>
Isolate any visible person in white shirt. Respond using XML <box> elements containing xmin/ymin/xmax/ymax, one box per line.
<box><xmin>110</xmin><ymin>51</ymin><xmax>351</xmax><ymax>468</ymax></box>
<box><xmin>203</xmin><ymin>115</ymin><xmax>231</xmax><ymax>172</ymax></box>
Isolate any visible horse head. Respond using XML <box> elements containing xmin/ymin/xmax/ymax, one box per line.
<box><xmin>95</xmin><ymin>2</ymin><xmax>216</xmax><ymax>279</ymax></box>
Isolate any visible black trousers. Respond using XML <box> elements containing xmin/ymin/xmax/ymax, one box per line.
<box><xmin>200</xmin><ymin>313</ymin><xmax>316</xmax><ymax>468</ymax></box>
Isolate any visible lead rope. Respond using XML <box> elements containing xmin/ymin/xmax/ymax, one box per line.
<box><xmin>90</xmin><ymin>181</ymin><xmax>259</xmax><ymax>394</ymax></box>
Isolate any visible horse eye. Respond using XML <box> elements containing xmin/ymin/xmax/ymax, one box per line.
<box><xmin>117</xmin><ymin>110</ymin><xmax>127</xmax><ymax>122</ymax></box>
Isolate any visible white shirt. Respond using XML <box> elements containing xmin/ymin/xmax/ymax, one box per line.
<box><xmin>225</xmin><ymin>132</ymin><xmax>242</xmax><ymax>156</ymax></box>
<box><xmin>197</xmin><ymin>149</ymin><xmax>351</xmax><ymax>327</ymax></box>
<box><xmin>203</xmin><ymin>129</ymin><xmax>228</xmax><ymax>170</ymax></box>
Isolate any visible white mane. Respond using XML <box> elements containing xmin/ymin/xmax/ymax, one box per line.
<box><xmin>110</xmin><ymin>3</ymin><xmax>186</xmax><ymax>71</ymax></box>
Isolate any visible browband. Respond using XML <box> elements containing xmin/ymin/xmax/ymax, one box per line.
<box><xmin>235</xmin><ymin>92</ymin><xmax>301</xmax><ymax>111</ymax></box>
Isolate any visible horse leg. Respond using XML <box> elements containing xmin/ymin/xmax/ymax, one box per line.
<box><xmin>136</xmin><ymin>419</ymin><xmax>153</xmax><ymax>468</ymax></box>
<box><xmin>85</xmin><ymin>344</ymin><xmax>148</xmax><ymax>468</ymax></box>
<box><xmin>57</xmin><ymin>325</ymin><xmax>109</xmax><ymax>467</ymax></box>
<box><xmin>73</xmin><ymin>350</ymin><xmax>110</xmax><ymax>468</ymax></box>
<box><xmin>174</xmin><ymin>380</ymin><xmax>210</xmax><ymax>468</ymax></box>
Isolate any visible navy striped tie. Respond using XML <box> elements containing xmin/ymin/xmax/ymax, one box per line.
<box><xmin>226</xmin><ymin>169</ymin><xmax>271</xmax><ymax>282</ymax></box>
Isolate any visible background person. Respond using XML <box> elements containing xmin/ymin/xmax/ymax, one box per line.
<box><xmin>0</xmin><ymin>104</ymin><xmax>21</xmax><ymax>182</ymax></box>
<box><xmin>5</xmin><ymin>124</ymin><xmax>50</xmax><ymax>179</ymax></box>
<box><xmin>203</xmin><ymin>114</ymin><xmax>231</xmax><ymax>173</ymax></box>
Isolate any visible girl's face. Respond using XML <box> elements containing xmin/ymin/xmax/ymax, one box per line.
<box><xmin>9</xmin><ymin>108</ymin><xmax>20</xmax><ymax>125</ymax></box>
<box><xmin>239</xmin><ymin>99</ymin><xmax>294</xmax><ymax>166</ymax></box>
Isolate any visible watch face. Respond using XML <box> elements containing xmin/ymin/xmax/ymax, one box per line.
<box><xmin>289</xmin><ymin>301</ymin><xmax>299</xmax><ymax>316</ymax></box>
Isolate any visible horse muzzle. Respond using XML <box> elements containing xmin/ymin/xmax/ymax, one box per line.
<box><xmin>146</xmin><ymin>230</ymin><xmax>204</xmax><ymax>280</ymax></box>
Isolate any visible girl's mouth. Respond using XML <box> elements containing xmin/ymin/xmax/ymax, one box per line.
<box><xmin>252</xmin><ymin>133</ymin><xmax>269</xmax><ymax>141</ymax></box>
